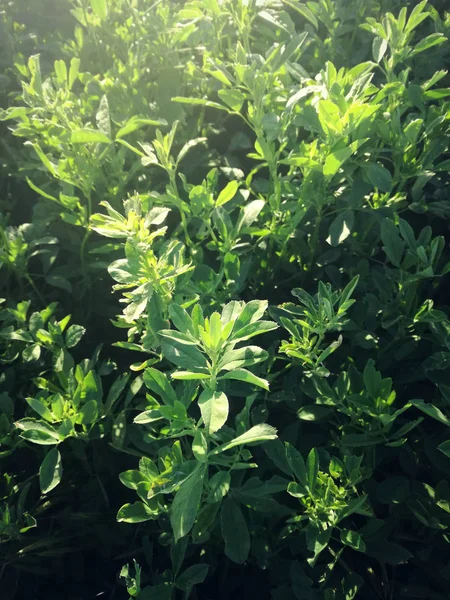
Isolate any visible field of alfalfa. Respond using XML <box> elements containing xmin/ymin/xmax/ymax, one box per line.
<box><xmin>1</xmin><ymin>1</ymin><xmax>450</xmax><ymax>598</ymax></box>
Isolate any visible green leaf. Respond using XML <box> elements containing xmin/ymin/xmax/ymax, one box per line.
<box><xmin>233</xmin><ymin>300</ymin><xmax>269</xmax><ymax>331</ymax></box>
<box><xmin>285</xmin><ymin>443</ymin><xmax>308</xmax><ymax>488</ymax></box>
<box><xmin>323</xmin><ymin>148</ymin><xmax>353</xmax><ymax>178</ymax></box>
<box><xmin>143</xmin><ymin>368</ymin><xmax>177</xmax><ymax>406</ymax></box>
<box><xmin>68</xmin><ymin>57</ymin><xmax>80</xmax><ymax>90</ymax></box>
<box><xmin>26</xmin><ymin>398</ymin><xmax>53</xmax><ymax>421</ymax></box>
<box><xmin>404</xmin><ymin>118</ymin><xmax>423</xmax><ymax>145</ymax></box>
<box><xmin>26</xmin><ymin>178</ymin><xmax>59</xmax><ymax>204</ymax></box>
<box><xmin>423</xmin><ymin>88</ymin><xmax>450</xmax><ymax>101</ymax></box>
<box><xmin>96</xmin><ymin>94</ymin><xmax>111</xmax><ymax>137</ymax></box>
<box><xmin>138</xmin><ymin>585</ymin><xmax>172</xmax><ymax>600</ymax></box>
<box><xmin>376</xmin><ymin>476</ymin><xmax>410</xmax><ymax>504</ymax></box>
<box><xmin>39</xmin><ymin>448</ymin><xmax>62</xmax><ymax>493</ymax></box>
<box><xmin>327</xmin><ymin>210</ymin><xmax>354</xmax><ymax>246</ymax></box>
<box><xmin>117</xmin><ymin>502</ymin><xmax>157</xmax><ymax>523</ymax></box>
<box><xmin>230</xmin><ymin>320</ymin><xmax>278</xmax><ymax>343</ymax></box>
<box><xmin>25</xmin><ymin>142</ymin><xmax>57</xmax><ymax>177</ymax></box>
<box><xmin>219</xmin><ymin>346</ymin><xmax>268</xmax><ymax>371</ymax></box>
<box><xmin>177</xmin><ymin>137</ymin><xmax>208</xmax><ymax>164</ymax></box>
<box><xmin>208</xmin><ymin>471</ymin><xmax>230</xmax><ymax>503</ymax></box>
<box><xmin>341</xmin><ymin>432</ymin><xmax>386</xmax><ymax>447</ymax></box>
<box><xmin>65</xmin><ymin>324</ymin><xmax>86</xmax><ymax>348</ymax></box>
<box><xmin>45</xmin><ymin>275</ymin><xmax>72</xmax><ymax>293</ymax></box>
<box><xmin>398</xmin><ymin>219</ymin><xmax>416</xmax><ymax>251</ymax></box>
<box><xmin>340</xmin><ymin>529</ymin><xmax>366</xmax><ymax>552</ymax></box>
<box><xmin>307</xmin><ymin>527</ymin><xmax>332</xmax><ymax>566</ymax></box>
<box><xmin>22</xmin><ymin>343</ymin><xmax>41</xmax><ymax>362</ymax></box>
<box><xmin>198</xmin><ymin>390</ymin><xmax>229</xmax><ymax>435</ymax></box>
<box><xmin>220</xmin><ymin>368</ymin><xmax>269</xmax><ymax>390</ymax></box>
<box><xmin>170</xmin><ymin>538</ymin><xmax>188</xmax><ymax>578</ymax></box>
<box><xmin>220</xmin><ymin>498</ymin><xmax>250</xmax><ymax>564</ymax></box>
<box><xmin>79</xmin><ymin>400</ymin><xmax>99</xmax><ymax>425</ymax></box>
<box><xmin>216</xmin><ymin>180</ymin><xmax>239</xmax><ymax>207</ymax></box>
<box><xmin>171</xmin><ymin>371</ymin><xmax>210</xmax><ymax>381</ymax></box>
<box><xmin>176</xmin><ymin>564</ymin><xmax>209</xmax><ymax>591</ymax></box>
<box><xmin>210</xmin><ymin>423</ymin><xmax>277</xmax><ymax>455</ymax></box>
<box><xmin>372</xmin><ymin>37</ymin><xmax>388</xmax><ymax>63</ymax></box>
<box><xmin>81</xmin><ymin>371</ymin><xmax>101</xmax><ymax>404</ymax></box>
<box><xmin>148</xmin><ymin>462</ymin><xmax>198</xmax><ymax>499</ymax></box>
<box><xmin>158</xmin><ymin>330</ymin><xmax>198</xmax><ymax>346</ymax></box>
<box><xmin>423</xmin><ymin>352</ymin><xmax>450</xmax><ymax>372</ymax></box>
<box><xmin>218</xmin><ymin>89</ymin><xmax>245</xmax><ymax>112</ymax></box>
<box><xmin>221</xmin><ymin>301</ymin><xmax>244</xmax><ymax>325</ymax></box>
<box><xmin>120</xmin><ymin>470</ymin><xmax>148</xmax><ymax>490</ymax></box>
<box><xmin>411</xmin><ymin>34</ymin><xmax>446</xmax><ymax>57</ymax></box>
<box><xmin>264</xmin><ymin>440</ymin><xmax>293</xmax><ymax>476</ymax></box>
<box><xmin>169</xmin><ymin>304</ymin><xmax>195</xmax><ymax>336</ymax></box>
<box><xmin>54</xmin><ymin>59</ymin><xmax>67</xmax><ymax>84</ymax></box>
<box><xmin>170</xmin><ymin>465</ymin><xmax>205</xmax><ymax>541</ymax></box>
<box><xmin>297</xmin><ymin>405</ymin><xmax>332</xmax><ymax>421</ymax></box>
<box><xmin>108</xmin><ymin>259</ymin><xmax>134</xmax><ymax>283</ymax></box>
<box><xmin>317</xmin><ymin>100</ymin><xmax>341</xmax><ymax>135</ymax></box>
<box><xmin>192</xmin><ymin>430</ymin><xmax>208</xmax><ymax>462</ymax></box>
<box><xmin>366</xmin><ymin>542</ymin><xmax>412</xmax><ymax>565</ymax></box>
<box><xmin>281</xmin><ymin>0</ymin><xmax>318</xmax><ymax>28</ymax></box>
<box><xmin>438</xmin><ymin>441</ymin><xmax>450</xmax><ymax>458</ymax></box>
<box><xmin>236</xmin><ymin>199</ymin><xmax>265</xmax><ymax>231</ymax></box>
<box><xmin>363</xmin><ymin>359</ymin><xmax>382</xmax><ymax>398</ymax></box>
<box><xmin>206</xmin><ymin>66</ymin><xmax>233</xmax><ymax>86</ymax></box>
<box><xmin>112</xmin><ymin>411</ymin><xmax>127</xmax><ymax>448</ymax></box>
<box><xmin>209</xmin><ymin>312</ymin><xmax>223</xmax><ymax>349</ymax></box>
<box><xmin>35</xmin><ymin>329</ymin><xmax>53</xmax><ymax>345</ymax></box>
<box><xmin>258</xmin><ymin>10</ymin><xmax>290</xmax><ymax>34</ymax></box>
<box><xmin>71</xmin><ymin>129</ymin><xmax>111</xmax><ymax>144</ymax></box>
<box><xmin>192</xmin><ymin>503</ymin><xmax>220</xmax><ymax>545</ymax></box>
<box><xmin>341</xmin><ymin>495</ymin><xmax>370</xmax><ymax>519</ymax></box>
<box><xmin>16</xmin><ymin>419</ymin><xmax>60</xmax><ymax>445</ymax></box>
<box><xmin>410</xmin><ymin>399</ymin><xmax>450</xmax><ymax>427</ymax></box>
<box><xmin>90</xmin><ymin>0</ymin><xmax>107</xmax><ymax>20</ymax></box>
<box><xmin>160</xmin><ymin>338</ymin><xmax>208</xmax><ymax>370</ymax></box>
<box><xmin>381</xmin><ymin>218</ymin><xmax>405</xmax><ymax>266</ymax></box>
<box><xmin>405</xmin><ymin>0</ymin><xmax>428</xmax><ymax>34</ymax></box>
<box><xmin>366</xmin><ymin>163</ymin><xmax>392</xmax><ymax>192</ymax></box>
<box><xmin>171</xmin><ymin>96</ymin><xmax>230</xmax><ymax>112</ymax></box>
<box><xmin>287</xmin><ymin>481</ymin><xmax>307</xmax><ymax>498</ymax></box>
<box><xmin>116</xmin><ymin>116</ymin><xmax>167</xmax><ymax>139</ymax></box>
<box><xmin>306</xmin><ymin>448</ymin><xmax>319</xmax><ymax>491</ymax></box>
<box><xmin>139</xmin><ymin>457</ymin><xmax>158</xmax><ymax>480</ymax></box>
<box><xmin>407</xmin><ymin>84</ymin><xmax>426</xmax><ymax>111</ymax></box>
<box><xmin>105</xmin><ymin>373</ymin><xmax>130</xmax><ymax>414</ymax></box>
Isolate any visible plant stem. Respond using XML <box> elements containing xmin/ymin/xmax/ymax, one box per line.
<box><xmin>308</xmin><ymin>208</ymin><xmax>323</xmax><ymax>272</ymax></box>
<box><xmin>26</xmin><ymin>274</ymin><xmax>46</xmax><ymax>306</ymax></box>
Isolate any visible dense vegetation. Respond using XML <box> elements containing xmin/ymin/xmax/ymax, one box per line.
<box><xmin>1</xmin><ymin>0</ymin><xmax>450</xmax><ymax>598</ymax></box>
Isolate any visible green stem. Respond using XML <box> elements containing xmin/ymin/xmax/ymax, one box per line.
<box><xmin>79</xmin><ymin>189</ymin><xmax>93</xmax><ymax>284</ymax></box>
<box><xmin>26</xmin><ymin>274</ymin><xmax>46</xmax><ymax>307</ymax></box>
<box><xmin>80</xmin><ymin>229</ymin><xmax>91</xmax><ymax>278</ymax></box>
<box><xmin>169</xmin><ymin>175</ymin><xmax>193</xmax><ymax>247</ymax></box>
<box><xmin>179</xmin><ymin>210</ymin><xmax>193</xmax><ymax>247</ymax></box>
<box><xmin>308</xmin><ymin>208</ymin><xmax>323</xmax><ymax>272</ymax></box>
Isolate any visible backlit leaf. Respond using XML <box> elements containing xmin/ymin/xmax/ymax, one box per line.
<box><xmin>39</xmin><ymin>448</ymin><xmax>62</xmax><ymax>493</ymax></box>
<box><xmin>71</xmin><ymin>129</ymin><xmax>111</xmax><ymax>144</ymax></box>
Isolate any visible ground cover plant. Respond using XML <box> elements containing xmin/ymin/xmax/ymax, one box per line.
<box><xmin>1</xmin><ymin>0</ymin><xmax>450</xmax><ymax>598</ymax></box>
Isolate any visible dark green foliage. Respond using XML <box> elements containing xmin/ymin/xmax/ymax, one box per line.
<box><xmin>1</xmin><ymin>1</ymin><xmax>450</xmax><ymax>599</ymax></box>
